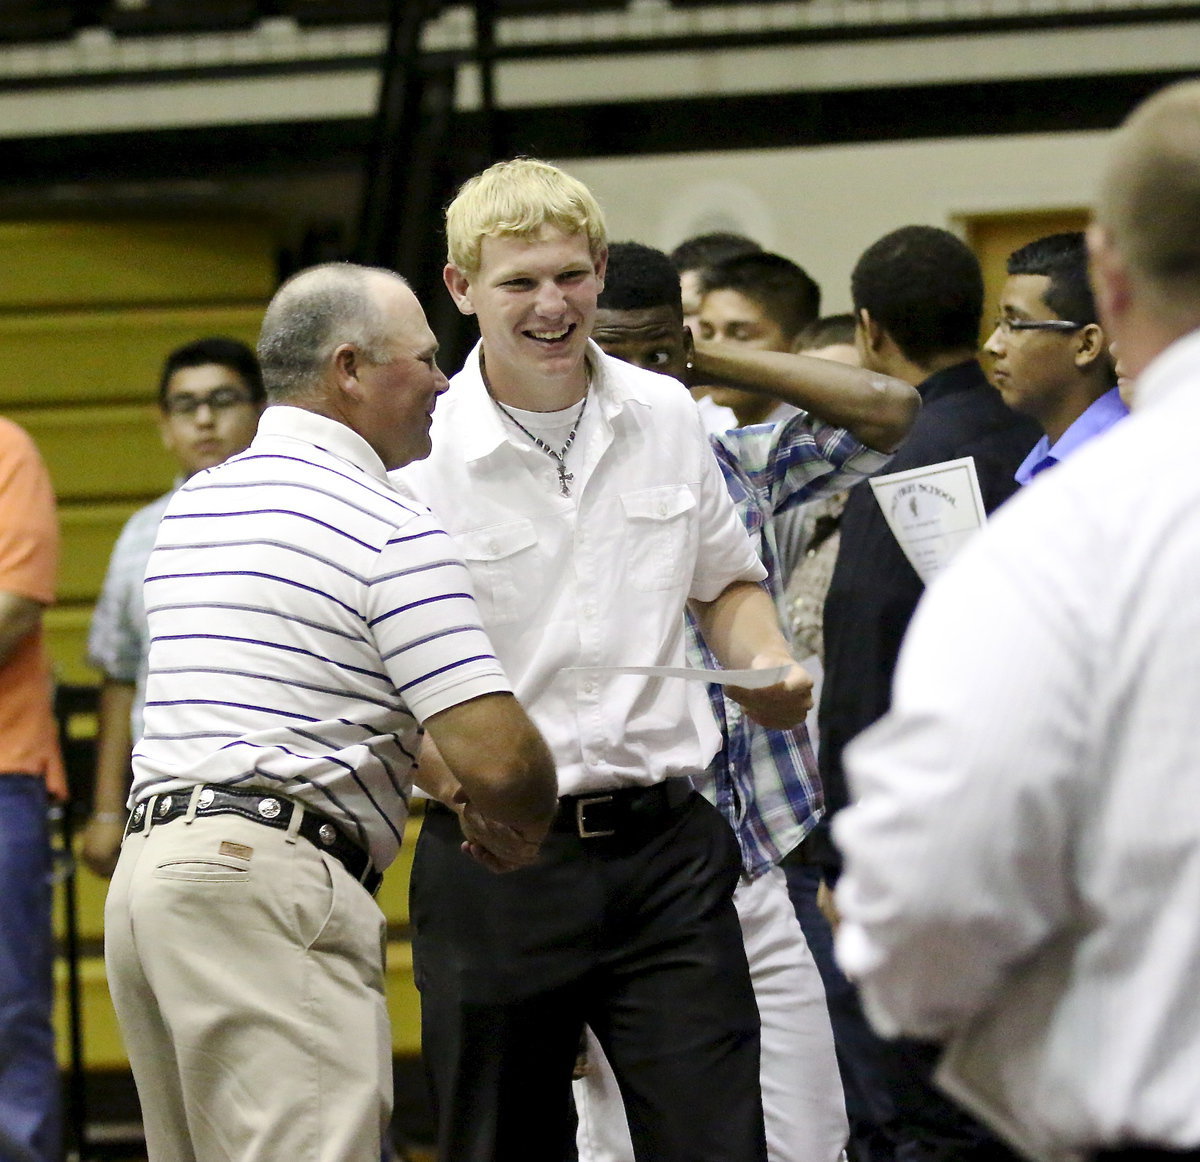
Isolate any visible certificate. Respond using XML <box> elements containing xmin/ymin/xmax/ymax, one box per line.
<box><xmin>566</xmin><ymin>665</ymin><xmax>792</xmax><ymax>689</ymax></box>
<box><xmin>868</xmin><ymin>456</ymin><xmax>987</xmax><ymax>584</ymax></box>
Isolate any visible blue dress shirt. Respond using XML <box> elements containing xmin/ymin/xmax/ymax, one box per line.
<box><xmin>1014</xmin><ymin>386</ymin><xmax>1129</xmax><ymax>485</ymax></box>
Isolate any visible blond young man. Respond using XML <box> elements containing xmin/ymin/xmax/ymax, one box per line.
<box><xmin>398</xmin><ymin>160</ymin><xmax>816</xmax><ymax>1162</ymax></box>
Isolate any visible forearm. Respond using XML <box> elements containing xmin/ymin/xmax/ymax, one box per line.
<box><xmin>0</xmin><ymin>591</ymin><xmax>42</xmax><ymax>666</ymax></box>
<box><xmin>91</xmin><ymin>680</ymin><xmax>135</xmax><ymax>815</ymax></box>
<box><xmin>82</xmin><ymin>678</ymin><xmax>136</xmax><ymax>876</ymax></box>
<box><xmin>691</xmin><ymin>581</ymin><xmax>813</xmax><ymax>729</ymax></box>
<box><xmin>413</xmin><ymin>733</ymin><xmax>464</xmax><ymax>806</ymax></box>
<box><xmin>423</xmin><ymin>692</ymin><xmax>558</xmax><ymax>834</ymax></box>
<box><xmin>692</xmin><ymin>341</ymin><xmax>919</xmax><ymax>451</ymax></box>
<box><xmin>690</xmin><ymin>580</ymin><xmax>792</xmax><ymax>671</ymax></box>
<box><xmin>464</xmin><ymin>727</ymin><xmax>558</xmax><ymax>832</ymax></box>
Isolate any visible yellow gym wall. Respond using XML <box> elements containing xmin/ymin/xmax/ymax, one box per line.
<box><xmin>0</xmin><ymin>216</ymin><xmax>276</xmax><ymax>684</ymax></box>
<box><xmin>2</xmin><ymin>218</ymin><xmax>428</xmax><ymax>1072</ymax></box>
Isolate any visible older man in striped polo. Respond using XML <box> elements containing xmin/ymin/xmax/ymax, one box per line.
<box><xmin>105</xmin><ymin>262</ymin><xmax>557</xmax><ymax>1162</ymax></box>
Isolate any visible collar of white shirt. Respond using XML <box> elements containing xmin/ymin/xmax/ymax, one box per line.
<box><xmin>449</xmin><ymin>339</ymin><xmax>650</xmax><ymax>463</ymax></box>
<box><xmin>1133</xmin><ymin>325</ymin><xmax>1200</xmax><ymax>412</ymax></box>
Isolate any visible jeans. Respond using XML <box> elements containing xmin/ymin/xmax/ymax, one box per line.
<box><xmin>0</xmin><ymin>775</ymin><xmax>61</xmax><ymax>1162</ymax></box>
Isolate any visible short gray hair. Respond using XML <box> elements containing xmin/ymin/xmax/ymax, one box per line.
<box><xmin>257</xmin><ymin>262</ymin><xmax>408</xmax><ymax>400</ymax></box>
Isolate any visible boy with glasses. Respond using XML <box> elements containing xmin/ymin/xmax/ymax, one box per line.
<box><xmin>984</xmin><ymin>231</ymin><xmax>1125</xmax><ymax>486</ymax></box>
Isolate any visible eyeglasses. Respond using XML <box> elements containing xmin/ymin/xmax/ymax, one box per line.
<box><xmin>992</xmin><ymin>317</ymin><xmax>1085</xmax><ymax>335</ymax></box>
<box><xmin>162</xmin><ymin>387</ymin><xmax>255</xmax><ymax>417</ymax></box>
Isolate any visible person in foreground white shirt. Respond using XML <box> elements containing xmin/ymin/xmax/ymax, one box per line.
<box><xmin>833</xmin><ymin>79</ymin><xmax>1200</xmax><ymax>1162</ymax></box>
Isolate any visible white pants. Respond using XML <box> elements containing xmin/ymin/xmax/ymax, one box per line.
<box><xmin>105</xmin><ymin>806</ymin><xmax>391</xmax><ymax>1162</ymax></box>
<box><xmin>575</xmin><ymin>865</ymin><xmax>847</xmax><ymax>1162</ymax></box>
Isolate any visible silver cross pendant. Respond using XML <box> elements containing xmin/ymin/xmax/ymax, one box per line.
<box><xmin>557</xmin><ymin>464</ymin><xmax>574</xmax><ymax>497</ymax></box>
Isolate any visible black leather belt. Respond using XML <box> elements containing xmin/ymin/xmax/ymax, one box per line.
<box><xmin>554</xmin><ymin>779</ymin><xmax>694</xmax><ymax>839</ymax></box>
<box><xmin>130</xmin><ymin>784</ymin><xmax>382</xmax><ymax>895</ymax></box>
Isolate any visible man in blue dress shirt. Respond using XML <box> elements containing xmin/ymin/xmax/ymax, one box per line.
<box><xmin>983</xmin><ymin>231</ymin><xmax>1126</xmax><ymax>485</ymax></box>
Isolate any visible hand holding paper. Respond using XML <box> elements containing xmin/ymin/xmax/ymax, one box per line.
<box><xmin>724</xmin><ymin>654</ymin><xmax>814</xmax><ymax>730</ymax></box>
<box><xmin>570</xmin><ymin>658</ymin><xmax>814</xmax><ymax>729</ymax></box>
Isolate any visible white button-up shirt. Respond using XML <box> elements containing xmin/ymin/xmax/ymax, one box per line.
<box><xmin>397</xmin><ymin>341</ymin><xmax>766</xmax><ymax>796</ymax></box>
<box><xmin>834</xmin><ymin>326</ymin><xmax>1200</xmax><ymax>1161</ymax></box>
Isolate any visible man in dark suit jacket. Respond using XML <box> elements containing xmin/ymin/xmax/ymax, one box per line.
<box><xmin>800</xmin><ymin>225</ymin><xmax>1039</xmax><ymax>1162</ymax></box>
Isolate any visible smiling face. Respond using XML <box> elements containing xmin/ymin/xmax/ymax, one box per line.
<box><xmin>444</xmin><ymin>224</ymin><xmax>606</xmax><ymax>403</ymax></box>
<box><xmin>349</xmin><ymin>276</ymin><xmax>448</xmax><ymax>470</ymax></box>
<box><xmin>591</xmin><ymin>304</ymin><xmax>691</xmax><ymax>383</ymax></box>
<box><xmin>159</xmin><ymin>363</ymin><xmax>262</xmax><ymax>478</ymax></box>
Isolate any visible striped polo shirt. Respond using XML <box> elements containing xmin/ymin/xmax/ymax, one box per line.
<box><xmin>130</xmin><ymin>405</ymin><xmax>511</xmax><ymax>872</ymax></box>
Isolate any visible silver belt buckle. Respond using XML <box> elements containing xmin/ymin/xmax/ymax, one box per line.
<box><xmin>575</xmin><ymin>794</ymin><xmax>615</xmax><ymax>839</ymax></box>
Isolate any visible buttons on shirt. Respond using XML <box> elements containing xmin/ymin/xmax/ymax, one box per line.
<box><xmin>583</xmin><ymin>680</ymin><xmax>597</xmax><ymax>695</ymax></box>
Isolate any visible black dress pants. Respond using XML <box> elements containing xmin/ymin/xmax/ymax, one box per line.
<box><xmin>410</xmin><ymin>790</ymin><xmax>767</xmax><ymax>1162</ymax></box>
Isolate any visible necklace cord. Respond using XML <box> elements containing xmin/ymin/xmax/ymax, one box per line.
<box><xmin>482</xmin><ymin>359</ymin><xmax>591</xmax><ymax>496</ymax></box>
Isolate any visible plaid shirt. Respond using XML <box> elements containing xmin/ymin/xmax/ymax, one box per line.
<box><xmin>690</xmin><ymin>415</ymin><xmax>889</xmax><ymax>879</ymax></box>
<box><xmin>87</xmin><ymin>488</ymin><xmax>175</xmax><ymax>742</ymax></box>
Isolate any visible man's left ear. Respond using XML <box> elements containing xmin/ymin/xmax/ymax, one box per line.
<box><xmin>1074</xmin><ymin>323</ymin><xmax>1107</xmax><ymax>370</ymax></box>
<box><xmin>333</xmin><ymin>343</ymin><xmax>364</xmax><ymax>399</ymax></box>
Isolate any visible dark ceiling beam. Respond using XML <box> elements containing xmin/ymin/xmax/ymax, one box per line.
<box><xmin>355</xmin><ymin>0</ymin><xmax>438</xmax><ymax>266</ymax></box>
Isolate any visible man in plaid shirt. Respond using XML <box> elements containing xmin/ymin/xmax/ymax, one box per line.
<box><xmin>574</xmin><ymin>240</ymin><xmax>918</xmax><ymax>1162</ymax></box>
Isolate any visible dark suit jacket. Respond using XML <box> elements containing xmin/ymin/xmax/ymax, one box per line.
<box><xmin>816</xmin><ymin>358</ymin><xmax>1040</xmax><ymax>861</ymax></box>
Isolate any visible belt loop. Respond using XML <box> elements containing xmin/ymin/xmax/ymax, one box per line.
<box><xmin>183</xmin><ymin>784</ymin><xmax>204</xmax><ymax>825</ymax></box>
<box><xmin>285</xmin><ymin>799</ymin><xmax>304</xmax><ymax>845</ymax></box>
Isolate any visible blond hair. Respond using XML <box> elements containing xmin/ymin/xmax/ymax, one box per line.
<box><xmin>444</xmin><ymin>157</ymin><xmax>607</xmax><ymax>276</ymax></box>
<box><xmin>1097</xmin><ymin>79</ymin><xmax>1200</xmax><ymax>309</ymax></box>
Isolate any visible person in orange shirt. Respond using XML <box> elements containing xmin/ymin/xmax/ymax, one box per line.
<box><xmin>0</xmin><ymin>416</ymin><xmax>64</xmax><ymax>1162</ymax></box>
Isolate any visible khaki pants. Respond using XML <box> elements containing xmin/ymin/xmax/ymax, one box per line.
<box><xmin>105</xmin><ymin>803</ymin><xmax>390</xmax><ymax>1162</ymax></box>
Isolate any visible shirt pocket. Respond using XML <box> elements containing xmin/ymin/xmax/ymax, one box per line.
<box><xmin>620</xmin><ymin>484</ymin><xmax>698</xmax><ymax>592</ymax></box>
<box><xmin>455</xmin><ymin>519</ymin><xmax>540</xmax><ymax>627</ymax></box>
